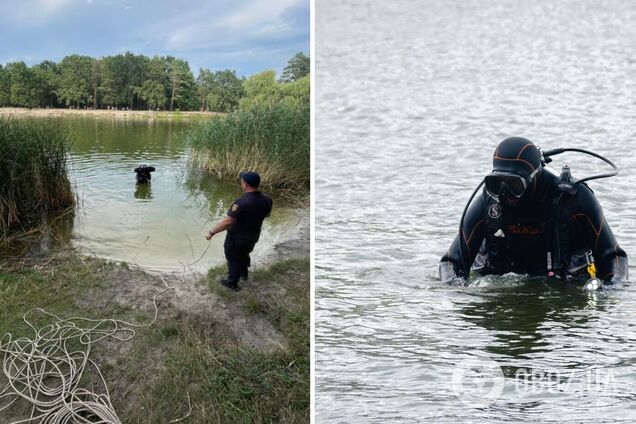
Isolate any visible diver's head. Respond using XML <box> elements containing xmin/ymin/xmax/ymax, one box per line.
<box><xmin>485</xmin><ymin>137</ymin><xmax>542</xmax><ymax>207</ymax></box>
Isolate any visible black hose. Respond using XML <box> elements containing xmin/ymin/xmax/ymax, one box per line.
<box><xmin>542</xmin><ymin>147</ymin><xmax>618</xmax><ymax>185</ymax></box>
<box><xmin>458</xmin><ymin>179</ymin><xmax>485</xmax><ymax>277</ymax></box>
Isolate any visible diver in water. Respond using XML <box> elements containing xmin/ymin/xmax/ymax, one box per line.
<box><xmin>439</xmin><ymin>137</ymin><xmax>628</xmax><ymax>288</ymax></box>
<box><xmin>134</xmin><ymin>165</ymin><xmax>155</xmax><ymax>184</ymax></box>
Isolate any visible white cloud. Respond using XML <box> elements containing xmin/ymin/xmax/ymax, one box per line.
<box><xmin>141</xmin><ymin>0</ymin><xmax>306</xmax><ymax>51</ymax></box>
<box><xmin>221</xmin><ymin>0</ymin><xmax>302</xmax><ymax>29</ymax></box>
<box><xmin>0</xmin><ymin>0</ymin><xmax>75</xmax><ymax>25</ymax></box>
<box><xmin>39</xmin><ymin>0</ymin><xmax>74</xmax><ymax>10</ymax></box>
<box><xmin>252</xmin><ymin>22</ymin><xmax>291</xmax><ymax>36</ymax></box>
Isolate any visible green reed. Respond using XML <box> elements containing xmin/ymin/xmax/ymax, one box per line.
<box><xmin>185</xmin><ymin>103</ymin><xmax>310</xmax><ymax>195</ymax></box>
<box><xmin>0</xmin><ymin>118</ymin><xmax>74</xmax><ymax>236</ymax></box>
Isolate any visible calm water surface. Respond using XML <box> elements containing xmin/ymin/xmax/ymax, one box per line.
<box><xmin>316</xmin><ymin>1</ymin><xmax>636</xmax><ymax>422</ymax></box>
<box><xmin>51</xmin><ymin>117</ymin><xmax>297</xmax><ymax>273</ymax></box>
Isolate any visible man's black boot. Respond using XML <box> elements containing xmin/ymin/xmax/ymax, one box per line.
<box><xmin>220</xmin><ymin>277</ymin><xmax>241</xmax><ymax>292</ymax></box>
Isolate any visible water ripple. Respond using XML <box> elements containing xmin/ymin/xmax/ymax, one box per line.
<box><xmin>316</xmin><ymin>0</ymin><xmax>636</xmax><ymax>422</ymax></box>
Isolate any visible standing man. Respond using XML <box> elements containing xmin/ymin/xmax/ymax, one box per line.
<box><xmin>206</xmin><ymin>171</ymin><xmax>273</xmax><ymax>291</ymax></box>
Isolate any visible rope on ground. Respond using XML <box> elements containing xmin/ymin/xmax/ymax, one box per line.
<box><xmin>0</xmin><ymin>278</ymin><xmax>172</xmax><ymax>423</ymax></box>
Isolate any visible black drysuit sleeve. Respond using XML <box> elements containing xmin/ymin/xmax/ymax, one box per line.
<box><xmin>439</xmin><ymin>193</ymin><xmax>487</xmax><ymax>283</ymax></box>
<box><xmin>566</xmin><ymin>185</ymin><xmax>628</xmax><ymax>283</ymax></box>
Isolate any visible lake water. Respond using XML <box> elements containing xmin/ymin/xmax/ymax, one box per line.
<box><xmin>315</xmin><ymin>0</ymin><xmax>636</xmax><ymax>422</ymax></box>
<box><xmin>43</xmin><ymin>117</ymin><xmax>297</xmax><ymax>274</ymax></box>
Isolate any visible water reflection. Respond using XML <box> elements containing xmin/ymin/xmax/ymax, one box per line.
<box><xmin>182</xmin><ymin>167</ymin><xmax>244</xmax><ymax>219</ymax></box>
<box><xmin>134</xmin><ymin>183</ymin><xmax>153</xmax><ymax>201</ymax></box>
<box><xmin>460</xmin><ymin>280</ymin><xmax>600</xmax><ymax>359</ymax></box>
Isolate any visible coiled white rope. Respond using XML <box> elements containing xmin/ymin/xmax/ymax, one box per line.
<box><xmin>0</xmin><ymin>278</ymin><xmax>172</xmax><ymax>423</ymax></box>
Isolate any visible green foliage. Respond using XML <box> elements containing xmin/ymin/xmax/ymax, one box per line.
<box><xmin>32</xmin><ymin>61</ymin><xmax>59</xmax><ymax>107</ymax></box>
<box><xmin>240</xmin><ymin>71</ymin><xmax>310</xmax><ymax>112</ymax></box>
<box><xmin>187</xmin><ymin>55</ymin><xmax>310</xmax><ymax>197</ymax></box>
<box><xmin>0</xmin><ymin>118</ymin><xmax>74</xmax><ymax>235</ymax></box>
<box><xmin>106</xmin><ymin>52</ymin><xmax>149</xmax><ymax>108</ymax></box>
<box><xmin>57</xmin><ymin>55</ymin><xmax>94</xmax><ymax>108</ymax></box>
<box><xmin>5</xmin><ymin>62</ymin><xmax>40</xmax><ymax>108</ymax></box>
<box><xmin>167</xmin><ymin>57</ymin><xmax>197</xmax><ymax>111</ymax></box>
<box><xmin>135</xmin><ymin>80</ymin><xmax>166</xmax><ymax>110</ymax></box>
<box><xmin>0</xmin><ymin>51</ymin><xmax>310</xmax><ymax>113</ymax></box>
<box><xmin>0</xmin><ymin>65</ymin><xmax>9</xmax><ymax>106</ymax></box>
<box><xmin>197</xmin><ymin>69</ymin><xmax>244</xmax><ymax>112</ymax></box>
<box><xmin>280</xmin><ymin>75</ymin><xmax>310</xmax><ymax>106</ymax></box>
<box><xmin>96</xmin><ymin>59</ymin><xmax>115</xmax><ymax>107</ymax></box>
<box><xmin>240</xmin><ymin>70</ymin><xmax>280</xmax><ymax>110</ymax></box>
<box><xmin>186</xmin><ymin>101</ymin><xmax>310</xmax><ymax>194</ymax></box>
<box><xmin>280</xmin><ymin>52</ymin><xmax>310</xmax><ymax>83</ymax></box>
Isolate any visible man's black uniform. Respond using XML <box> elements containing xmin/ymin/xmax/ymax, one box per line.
<box><xmin>440</xmin><ymin>137</ymin><xmax>628</xmax><ymax>285</ymax></box>
<box><xmin>224</xmin><ymin>191</ymin><xmax>273</xmax><ymax>283</ymax></box>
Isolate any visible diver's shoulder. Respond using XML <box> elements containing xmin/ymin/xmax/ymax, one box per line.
<box><xmin>541</xmin><ymin>167</ymin><xmax>561</xmax><ymax>186</ymax></box>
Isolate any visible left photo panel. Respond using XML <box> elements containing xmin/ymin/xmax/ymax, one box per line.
<box><xmin>0</xmin><ymin>0</ymin><xmax>310</xmax><ymax>422</ymax></box>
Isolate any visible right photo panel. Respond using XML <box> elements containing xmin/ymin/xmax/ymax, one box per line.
<box><xmin>315</xmin><ymin>0</ymin><xmax>635</xmax><ymax>422</ymax></box>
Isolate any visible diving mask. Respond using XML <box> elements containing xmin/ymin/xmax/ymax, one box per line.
<box><xmin>485</xmin><ymin>168</ymin><xmax>540</xmax><ymax>199</ymax></box>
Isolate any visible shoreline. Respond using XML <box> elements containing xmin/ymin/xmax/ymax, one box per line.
<box><xmin>0</xmin><ymin>107</ymin><xmax>224</xmax><ymax>120</ymax></box>
<box><xmin>75</xmin><ymin>206</ymin><xmax>310</xmax><ymax>277</ymax></box>
<box><xmin>0</xmin><ymin>207</ymin><xmax>309</xmax><ymax>422</ymax></box>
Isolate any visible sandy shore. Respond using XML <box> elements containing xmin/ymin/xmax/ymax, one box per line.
<box><xmin>0</xmin><ymin>107</ymin><xmax>224</xmax><ymax>120</ymax></box>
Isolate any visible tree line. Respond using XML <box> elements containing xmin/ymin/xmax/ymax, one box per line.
<box><xmin>0</xmin><ymin>52</ymin><xmax>309</xmax><ymax>112</ymax></box>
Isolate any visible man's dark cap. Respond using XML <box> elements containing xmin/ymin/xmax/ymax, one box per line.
<box><xmin>240</xmin><ymin>171</ymin><xmax>260</xmax><ymax>187</ymax></box>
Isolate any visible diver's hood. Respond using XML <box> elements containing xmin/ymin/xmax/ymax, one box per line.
<box><xmin>492</xmin><ymin>137</ymin><xmax>542</xmax><ymax>181</ymax></box>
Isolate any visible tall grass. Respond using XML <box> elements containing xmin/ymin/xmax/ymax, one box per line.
<box><xmin>185</xmin><ymin>102</ymin><xmax>309</xmax><ymax>195</ymax></box>
<box><xmin>0</xmin><ymin>118</ymin><xmax>74</xmax><ymax>236</ymax></box>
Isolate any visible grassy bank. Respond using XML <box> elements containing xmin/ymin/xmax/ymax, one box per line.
<box><xmin>186</xmin><ymin>103</ymin><xmax>310</xmax><ymax>196</ymax></box>
<box><xmin>0</xmin><ymin>118</ymin><xmax>74</xmax><ymax>238</ymax></box>
<box><xmin>0</xmin><ymin>255</ymin><xmax>309</xmax><ymax>423</ymax></box>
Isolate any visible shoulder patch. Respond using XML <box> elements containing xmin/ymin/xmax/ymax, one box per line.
<box><xmin>231</xmin><ymin>204</ymin><xmax>239</xmax><ymax>212</ymax></box>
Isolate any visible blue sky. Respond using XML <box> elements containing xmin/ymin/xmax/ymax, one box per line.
<box><xmin>0</xmin><ymin>0</ymin><xmax>309</xmax><ymax>77</ymax></box>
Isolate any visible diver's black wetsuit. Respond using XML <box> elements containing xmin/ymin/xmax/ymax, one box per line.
<box><xmin>134</xmin><ymin>165</ymin><xmax>155</xmax><ymax>184</ymax></box>
<box><xmin>440</xmin><ymin>169</ymin><xmax>628</xmax><ymax>284</ymax></box>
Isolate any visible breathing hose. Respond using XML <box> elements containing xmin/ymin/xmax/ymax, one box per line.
<box><xmin>541</xmin><ymin>147</ymin><xmax>618</xmax><ymax>185</ymax></box>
